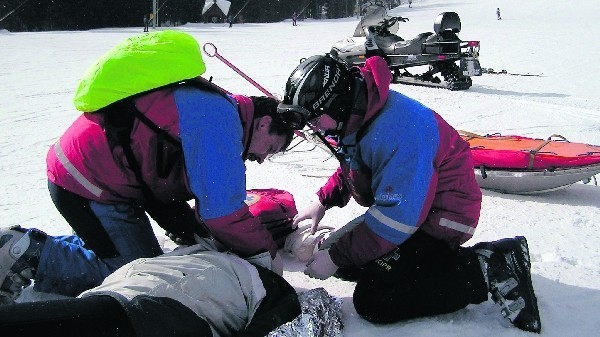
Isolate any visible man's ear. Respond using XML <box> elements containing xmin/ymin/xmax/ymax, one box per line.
<box><xmin>257</xmin><ymin>115</ymin><xmax>273</xmax><ymax>130</ymax></box>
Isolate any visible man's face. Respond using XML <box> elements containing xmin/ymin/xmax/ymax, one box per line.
<box><xmin>309</xmin><ymin>113</ymin><xmax>338</xmax><ymax>131</ymax></box>
<box><xmin>246</xmin><ymin>116</ymin><xmax>289</xmax><ymax>164</ymax></box>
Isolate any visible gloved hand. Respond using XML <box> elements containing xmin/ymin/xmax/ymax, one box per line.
<box><xmin>272</xmin><ymin>252</ymin><xmax>284</xmax><ymax>276</ymax></box>
<box><xmin>293</xmin><ymin>200</ymin><xmax>327</xmax><ymax>234</ymax></box>
<box><xmin>304</xmin><ymin>249</ymin><xmax>338</xmax><ymax>280</ymax></box>
<box><xmin>165</xmin><ymin>231</ymin><xmax>195</xmax><ymax>246</ymax></box>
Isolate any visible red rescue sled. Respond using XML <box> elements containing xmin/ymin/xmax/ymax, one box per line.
<box><xmin>460</xmin><ymin>131</ymin><xmax>600</xmax><ymax>194</ymax></box>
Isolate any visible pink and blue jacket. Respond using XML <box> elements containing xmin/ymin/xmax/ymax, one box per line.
<box><xmin>317</xmin><ymin>57</ymin><xmax>482</xmax><ymax>268</ymax></box>
<box><xmin>47</xmin><ymin>86</ymin><xmax>278</xmax><ymax>258</ymax></box>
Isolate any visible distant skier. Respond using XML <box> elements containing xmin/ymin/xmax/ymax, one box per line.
<box><xmin>143</xmin><ymin>14</ymin><xmax>149</xmax><ymax>32</ymax></box>
<box><xmin>496</xmin><ymin>8</ymin><xmax>502</xmax><ymax>20</ymax></box>
<box><xmin>292</xmin><ymin>12</ymin><xmax>298</xmax><ymax>26</ymax></box>
<box><xmin>408</xmin><ymin>0</ymin><xmax>413</xmax><ymax>8</ymax></box>
<box><xmin>228</xmin><ymin>15</ymin><xmax>234</xmax><ymax>28</ymax></box>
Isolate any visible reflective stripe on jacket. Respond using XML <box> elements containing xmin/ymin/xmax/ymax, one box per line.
<box><xmin>47</xmin><ymin>87</ymin><xmax>190</xmax><ymax>203</ymax></box>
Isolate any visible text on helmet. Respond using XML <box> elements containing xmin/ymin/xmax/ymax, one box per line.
<box><xmin>312</xmin><ymin>67</ymin><xmax>342</xmax><ymax>111</ymax></box>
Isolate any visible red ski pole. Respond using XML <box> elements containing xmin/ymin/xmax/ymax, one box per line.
<box><xmin>203</xmin><ymin>42</ymin><xmax>275</xmax><ymax>98</ymax></box>
<box><xmin>202</xmin><ymin>42</ymin><xmax>336</xmax><ymax>153</ymax></box>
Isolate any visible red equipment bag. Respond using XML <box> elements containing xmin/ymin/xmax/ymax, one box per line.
<box><xmin>245</xmin><ymin>188</ymin><xmax>298</xmax><ymax>248</ymax></box>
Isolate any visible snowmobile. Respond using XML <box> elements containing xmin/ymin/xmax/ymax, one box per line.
<box><xmin>330</xmin><ymin>5</ymin><xmax>481</xmax><ymax>90</ymax></box>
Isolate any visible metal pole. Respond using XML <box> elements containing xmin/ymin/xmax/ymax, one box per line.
<box><xmin>0</xmin><ymin>0</ymin><xmax>33</xmax><ymax>24</ymax></box>
<box><xmin>203</xmin><ymin>43</ymin><xmax>274</xmax><ymax>97</ymax></box>
<box><xmin>203</xmin><ymin>42</ymin><xmax>328</xmax><ymax>145</ymax></box>
<box><xmin>152</xmin><ymin>0</ymin><xmax>157</xmax><ymax>28</ymax></box>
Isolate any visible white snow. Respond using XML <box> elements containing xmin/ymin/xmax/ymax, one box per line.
<box><xmin>1</xmin><ymin>0</ymin><xmax>599</xmax><ymax>335</ymax></box>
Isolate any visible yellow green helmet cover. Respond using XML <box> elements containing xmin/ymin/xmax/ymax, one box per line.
<box><xmin>73</xmin><ymin>30</ymin><xmax>206</xmax><ymax>111</ymax></box>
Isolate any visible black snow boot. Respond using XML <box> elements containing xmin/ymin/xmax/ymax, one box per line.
<box><xmin>0</xmin><ymin>225</ymin><xmax>47</xmax><ymax>304</ymax></box>
<box><xmin>473</xmin><ymin>236</ymin><xmax>541</xmax><ymax>333</ymax></box>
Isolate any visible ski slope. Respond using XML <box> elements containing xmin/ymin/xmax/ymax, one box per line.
<box><xmin>1</xmin><ymin>0</ymin><xmax>599</xmax><ymax>335</ymax></box>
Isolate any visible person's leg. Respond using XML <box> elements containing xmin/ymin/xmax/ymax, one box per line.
<box><xmin>50</xmin><ymin>180</ymin><xmax>162</xmax><ymax>264</ymax></box>
<box><xmin>353</xmin><ymin>230</ymin><xmax>488</xmax><ymax>324</ymax></box>
<box><xmin>33</xmin><ymin>232</ymin><xmax>114</xmax><ymax>296</ymax></box>
<box><xmin>51</xmin><ymin>180</ymin><xmax>164</xmax><ymax>264</ymax></box>
<box><xmin>88</xmin><ymin>200</ymin><xmax>163</xmax><ymax>265</ymax></box>
<box><xmin>0</xmin><ymin>295</ymin><xmax>135</xmax><ymax>337</ymax></box>
<box><xmin>35</xmin><ymin>200</ymin><xmax>162</xmax><ymax>296</ymax></box>
<box><xmin>4</xmin><ymin>190</ymin><xmax>163</xmax><ymax>298</ymax></box>
<box><xmin>144</xmin><ymin>198</ymin><xmax>209</xmax><ymax>245</ymax></box>
<box><xmin>48</xmin><ymin>180</ymin><xmax>118</xmax><ymax>258</ymax></box>
<box><xmin>1</xmin><ymin>225</ymin><xmax>118</xmax><ymax>300</ymax></box>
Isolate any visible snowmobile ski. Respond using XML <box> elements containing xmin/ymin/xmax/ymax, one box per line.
<box><xmin>481</xmin><ymin>68</ymin><xmax>544</xmax><ymax>77</ymax></box>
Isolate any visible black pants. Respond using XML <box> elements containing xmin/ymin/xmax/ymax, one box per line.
<box><xmin>48</xmin><ymin>180</ymin><xmax>119</xmax><ymax>258</ymax></box>
<box><xmin>49</xmin><ymin>180</ymin><xmax>207</xmax><ymax>258</ymax></box>
<box><xmin>353</xmin><ymin>230</ymin><xmax>489</xmax><ymax>324</ymax></box>
<box><xmin>0</xmin><ymin>296</ymin><xmax>136</xmax><ymax>337</ymax></box>
<box><xmin>0</xmin><ymin>294</ymin><xmax>213</xmax><ymax>337</ymax></box>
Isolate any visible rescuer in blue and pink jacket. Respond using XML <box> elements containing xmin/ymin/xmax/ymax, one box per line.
<box><xmin>280</xmin><ymin>55</ymin><xmax>541</xmax><ymax>333</ymax></box>
<box><xmin>0</xmin><ymin>83</ymin><xmax>296</xmax><ymax>300</ymax></box>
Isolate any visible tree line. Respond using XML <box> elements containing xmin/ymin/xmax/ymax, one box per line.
<box><xmin>0</xmin><ymin>0</ymin><xmax>402</xmax><ymax>32</ymax></box>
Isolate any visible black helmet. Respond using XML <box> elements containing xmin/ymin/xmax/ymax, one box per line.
<box><xmin>277</xmin><ymin>54</ymin><xmax>353</xmax><ymax>129</ymax></box>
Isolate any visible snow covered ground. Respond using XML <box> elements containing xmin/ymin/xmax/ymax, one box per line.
<box><xmin>1</xmin><ymin>0</ymin><xmax>599</xmax><ymax>335</ymax></box>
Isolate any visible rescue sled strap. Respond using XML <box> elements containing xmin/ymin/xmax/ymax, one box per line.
<box><xmin>457</xmin><ymin>130</ymin><xmax>513</xmax><ymax>142</ymax></box>
<box><xmin>526</xmin><ymin>134</ymin><xmax>569</xmax><ymax>169</ymax></box>
<box><xmin>459</xmin><ymin>130</ymin><xmax>571</xmax><ymax>170</ymax></box>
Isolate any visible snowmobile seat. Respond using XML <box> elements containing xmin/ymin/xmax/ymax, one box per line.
<box><xmin>385</xmin><ymin>32</ymin><xmax>433</xmax><ymax>55</ymax></box>
<box><xmin>424</xmin><ymin>31</ymin><xmax>460</xmax><ymax>54</ymax></box>
<box><xmin>375</xmin><ymin>34</ymin><xmax>405</xmax><ymax>51</ymax></box>
<box><xmin>433</xmin><ymin>12</ymin><xmax>461</xmax><ymax>34</ymax></box>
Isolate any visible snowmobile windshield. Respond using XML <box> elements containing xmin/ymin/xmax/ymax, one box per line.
<box><xmin>354</xmin><ymin>4</ymin><xmax>398</xmax><ymax>37</ymax></box>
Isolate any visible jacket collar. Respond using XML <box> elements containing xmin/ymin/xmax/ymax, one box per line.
<box><xmin>231</xmin><ymin>94</ymin><xmax>254</xmax><ymax>158</ymax></box>
<box><xmin>343</xmin><ymin>56</ymin><xmax>391</xmax><ymax>137</ymax></box>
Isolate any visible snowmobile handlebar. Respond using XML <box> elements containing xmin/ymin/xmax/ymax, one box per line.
<box><xmin>382</xmin><ymin>16</ymin><xmax>408</xmax><ymax>26</ymax></box>
<box><xmin>371</xmin><ymin>16</ymin><xmax>409</xmax><ymax>34</ymax></box>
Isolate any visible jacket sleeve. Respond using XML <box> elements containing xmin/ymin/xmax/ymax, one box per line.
<box><xmin>329</xmin><ymin>220</ymin><xmax>398</xmax><ymax>268</ymax></box>
<box><xmin>176</xmin><ymin>87</ymin><xmax>277</xmax><ymax>257</ymax></box>
<box><xmin>203</xmin><ymin>206</ymin><xmax>278</xmax><ymax>258</ymax></box>
<box><xmin>316</xmin><ymin>167</ymin><xmax>352</xmax><ymax>208</ymax></box>
<box><xmin>329</xmin><ymin>102</ymin><xmax>440</xmax><ymax>267</ymax></box>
